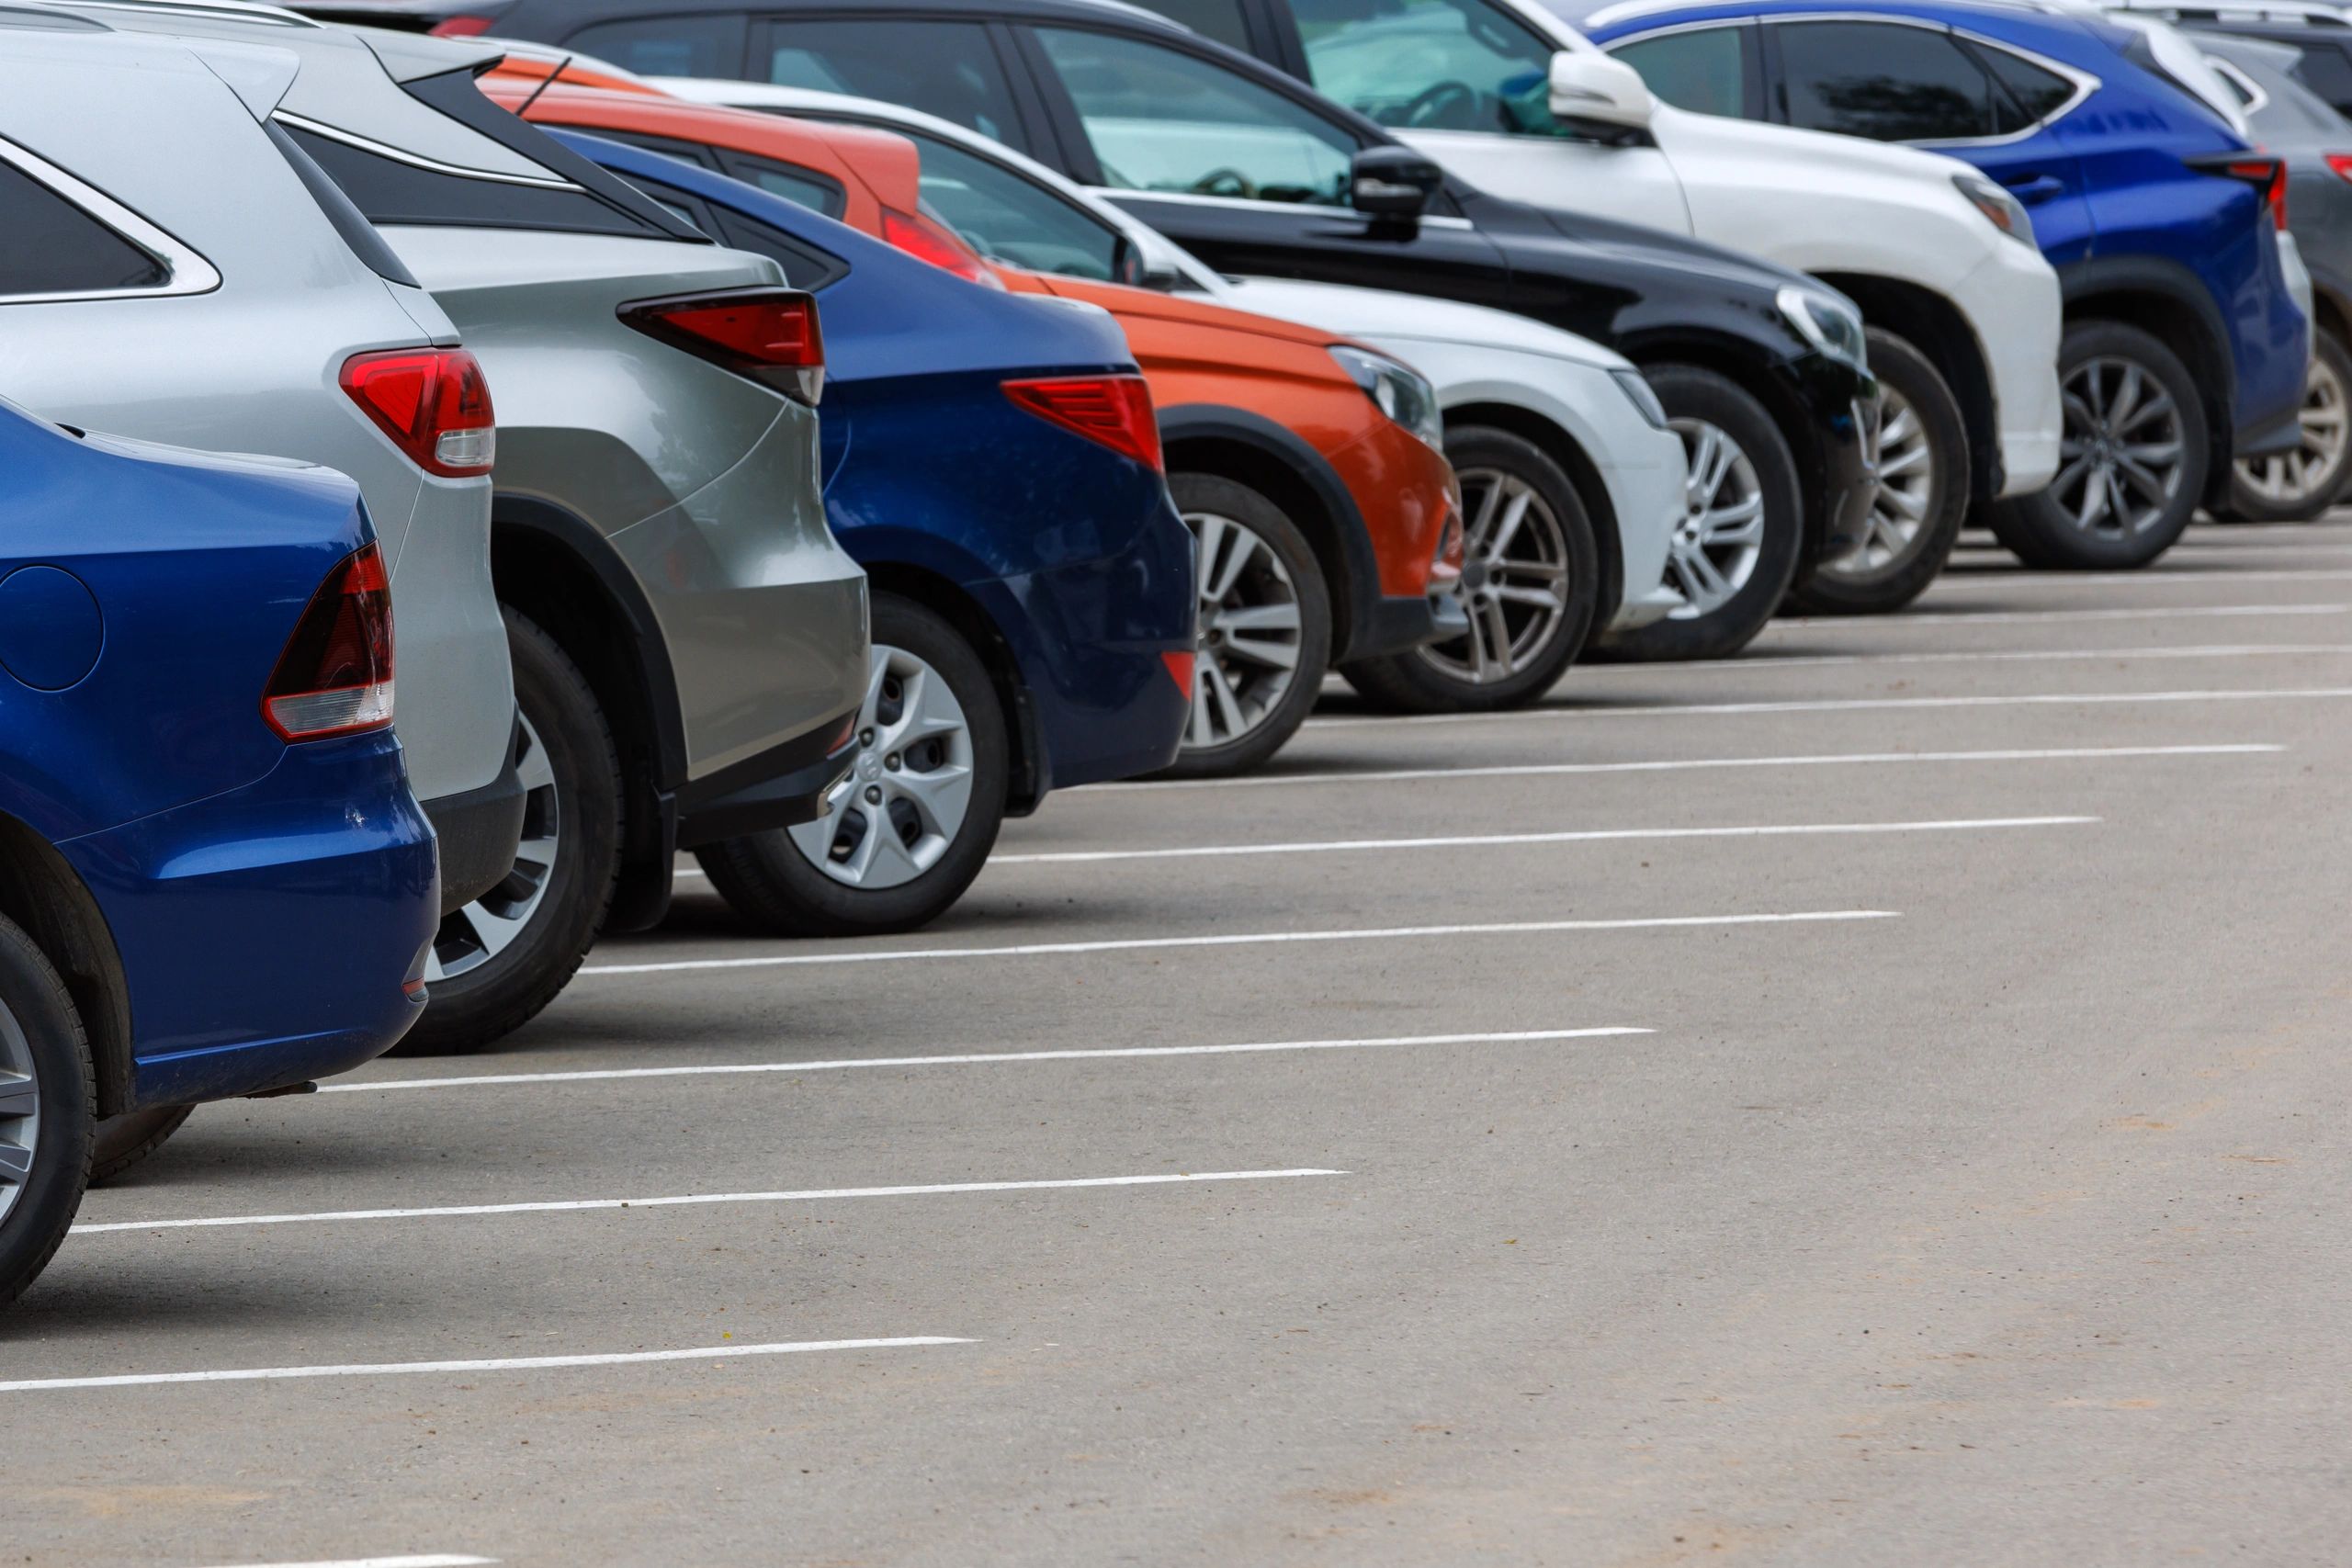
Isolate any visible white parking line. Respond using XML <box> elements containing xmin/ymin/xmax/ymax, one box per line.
<box><xmin>1306</xmin><ymin>685</ymin><xmax>2352</xmax><ymax>731</ymax></box>
<box><xmin>1926</xmin><ymin>567</ymin><xmax>2352</xmax><ymax>589</ymax></box>
<box><xmin>206</xmin><ymin>1558</ymin><xmax>496</xmax><ymax>1568</ymax></box>
<box><xmin>0</xmin><ymin>1338</ymin><xmax>971</xmax><ymax>1394</ymax></box>
<box><xmin>76</xmin><ymin>1169</ymin><xmax>1346</xmax><ymax>1235</ymax></box>
<box><xmin>322</xmin><ymin>1027</ymin><xmax>1651</xmax><ymax>1095</ymax></box>
<box><xmin>1089</xmin><ymin>743</ymin><xmax>2280</xmax><ymax>794</ymax></box>
<box><xmin>989</xmin><ymin>815</ymin><xmax>2092</xmax><ymax>866</ymax></box>
<box><xmin>1769</xmin><ymin>603</ymin><xmax>2344</xmax><ymax>628</ymax></box>
<box><xmin>1664</xmin><ymin>644</ymin><xmax>2352</xmax><ymax>671</ymax></box>
<box><xmin>578</xmin><ymin>909</ymin><xmax>1898</xmax><ymax>978</ymax></box>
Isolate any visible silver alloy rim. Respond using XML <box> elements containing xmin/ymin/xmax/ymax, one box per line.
<box><xmin>0</xmin><ymin>995</ymin><xmax>38</xmax><ymax>1227</ymax></box>
<box><xmin>2051</xmin><ymin>354</ymin><xmax>2186</xmax><ymax>537</ymax></box>
<box><xmin>427</xmin><ymin>712</ymin><xmax>559</xmax><ymax>982</ymax></box>
<box><xmin>1826</xmin><ymin>382</ymin><xmax>1935</xmax><ymax>581</ymax></box>
<box><xmin>788</xmin><ymin>643</ymin><xmax>974</xmax><ymax>891</ymax></box>
<box><xmin>1182</xmin><ymin>510</ymin><xmax>1303</xmax><ymax>750</ymax></box>
<box><xmin>1413</xmin><ymin>467</ymin><xmax>1572</xmax><ymax>684</ymax></box>
<box><xmin>2235</xmin><ymin>350</ymin><xmax>2348</xmax><ymax>505</ymax></box>
<box><xmin>1665</xmin><ymin>416</ymin><xmax>1766</xmax><ymax>618</ymax></box>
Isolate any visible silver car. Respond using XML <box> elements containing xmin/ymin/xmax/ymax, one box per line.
<box><xmin>57</xmin><ymin>1</ymin><xmax>871</xmax><ymax>1053</ymax></box>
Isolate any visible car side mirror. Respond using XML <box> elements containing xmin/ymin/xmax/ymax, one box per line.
<box><xmin>1351</xmin><ymin>145</ymin><xmax>1443</xmax><ymax>220</ymax></box>
<box><xmin>1549</xmin><ymin>49</ymin><xmax>1653</xmax><ymax>138</ymax></box>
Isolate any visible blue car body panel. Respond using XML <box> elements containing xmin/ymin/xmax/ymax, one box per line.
<box><xmin>557</xmin><ymin>131</ymin><xmax>1194</xmax><ymax>800</ymax></box>
<box><xmin>0</xmin><ymin>405</ymin><xmax>437</xmax><ymax>1108</ymax></box>
<box><xmin>1587</xmin><ymin>0</ymin><xmax>2309</xmax><ymax>457</ymax></box>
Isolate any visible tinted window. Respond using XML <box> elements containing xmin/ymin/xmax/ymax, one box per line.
<box><xmin>2289</xmin><ymin>44</ymin><xmax>2352</xmax><ymax>117</ymax></box>
<box><xmin>897</xmin><ymin>129</ymin><xmax>1126</xmax><ymax>279</ymax></box>
<box><xmin>760</xmin><ymin>19</ymin><xmax>1024</xmax><ymax>145</ymax></box>
<box><xmin>1611</xmin><ymin>26</ymin><xmax>1750</xmax><ymax>118</ymax></box>
<box><xmin>1292</xmin><ymin>0</ymin><xmax>1560</xmax><ymax>133</ymax></box>
<box><xmin>1035</xmin><ymin>26</ymin><xmax>1358</xmax><ymax>206</ymax></box>
<box><xmin>1774</xmin><ymin>19</ymin><xmax>1997</xmax><ymax>141</ymax></box>
<box><xmin>565</xmin><ymin>14</ymin><xmax>741</xmax><ymax>77</ymax></box>
<box><xmin>264</xmin><ymin>120</ymin><xmax>421</xmax><ymax>288</ymax></box>
<box><xmin>1143</xmin><ymin>0</ymin><xmax>1252</xmax><ymax>51</ymax></box>
<box><xmin>1974</xmin><ymin>40</ymin><xmax>2077</xmax><ymax>128</ymax></box>
<box><xmin>287</xmin><ymin>125</ymin><xmax>673</xmax><ymax>236</ymax></box>
<box><xmin>621</xmin><ymin>171</ymin><xmax>849</xmax><ymax>288</ymax></box>
<box><xmin>714</xmin><ymin>151</ymin><xmax>848</xmax><ymax>220</ymax></box>
<box><xmin>0</xmin><ymin>159</ymin><xmax>165</xmax><ymax>297</ymax></box>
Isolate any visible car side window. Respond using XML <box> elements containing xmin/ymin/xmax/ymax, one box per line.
<box><xmin>622</xmin><ymin>170</ymin><xmax>849</xmax><ymax>288</ymax></box>
<box><xmin>1289</xmin><ymin>0</ymin><xmax>1561</xmax><ymax>135</ymax></box>
<box><xmin>2287</xmin><ymin>44</ymin><xmax>2352</xmax><ymax>118</ymax></box>
<box><xmin>1142</xmin><ymin>0</ymin><xmax>1253</xmax><ymax>51</ymax></box>
<box><xmin>1973</xmin><ymin>40</ymin><xmax>2078</xmax><ymax>130</ymax></box>
<box><xmin>1033</xmin><ymin>26</ymin><xmax>1358</xmax><ymax>207</ymax></box>
<box><xmin>758</xmin><ymin>19</ymin><xmax>1026</xmax><ymax>147</ymax></box>
<box><xmin>713</xmin><ymin>151</ymin><xmax>849</xmax><ymax>221</ymax></box>
<box><xmin>1609</xmin><ymin>27</ymin><xmax>1752</xmax><ymax>119</ymax></box>
<box><xmin>1772</xmin><ymin>19</ymin><xmax>2000</xmax><ymax>141</ymax></box>
<box><xmin>562</xmin><ymin>15</ymin><xmax>743</xmax><ymax>78</ymax></box>
<box><xmin>0</xmin><ymin>158</ymin><xmax>166</xmax><ymax>298</ymax></box>
<box><xmin>894</xmin><ymin>129</ymin><xmax>1126</xmax><ymax>280</ymax></box>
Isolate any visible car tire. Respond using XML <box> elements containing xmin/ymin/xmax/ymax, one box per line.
<box><xmin>0</xmin><ymin>912</ymin><xmax>94</xmax><ymax>1307</ymax></box>
<box><xmin>1989</xmin><ymin>319</ymin><xmax>2210</xmax><ymax>569</ymax></box>
<box><xmin>1157</xmin><ymin>472</ymin><xmax>1332</xmax><ymax>775</ymax></box>
<box><xmin>1787</xmin><ymin>329</ymin><xmax>1969</xmax><ymax>615</ymax></box>
<box><xmin>1591</xmin><ymin>365</ymin><xmax>1803</xmax><ymax>662</ymax></box>
<box><xmin>1340</xmin><ymin>425</ymin><xmax>1598</xmax><ymax>713</ymax></box>
<box><xmin>2224</xmin><ymin>328</ymin><xmax>2352</xmax><ymax>524</ymax></box>
<box><xmin>86</xmin><ymin>1104</ymin><xmax>193</xmax><ymax>1186</ymax></box>
<box><xmin>696</xmin><ymin>593</ymin><xmax>1009</xmax><ymax>938</ymax></box>
<box><xmin>394</xmin><ymin>609</ymin><xmax>622</xmax><ymax>1055</ymax></box>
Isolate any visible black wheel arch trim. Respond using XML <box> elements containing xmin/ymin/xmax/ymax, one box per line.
<box><xmin>2059</xmin><ymin>255</ymin><xmax>2238</xmax><ymax>487</ymax></box>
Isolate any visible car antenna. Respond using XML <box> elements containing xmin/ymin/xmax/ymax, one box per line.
<box><xmin>514</xmin><ymin>54</ymin><xmax>573</xmax><ymax>115</ymax></box>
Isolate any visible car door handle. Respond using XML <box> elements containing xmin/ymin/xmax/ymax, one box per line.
<box><xmin>2001</xmin><ymin>174</ymin><xmax>2068</xmax><ymax>204</ymax></box>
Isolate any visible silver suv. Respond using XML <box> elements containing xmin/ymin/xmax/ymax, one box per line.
<box><xmin>55</xmin><ymin>2</ymin><xmax>871</xmax><ymax>1052</ymax></box>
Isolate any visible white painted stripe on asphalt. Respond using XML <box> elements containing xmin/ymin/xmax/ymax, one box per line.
<box><xmin>206</xmin><ymin>1558</ymin><xmax>496</xmax><ymax>1568</ymax></box>
<box><xmin>577</xmin><ymin>909</ymin><xmax>1898</xmax><ymax>977</ymax></box>
<box><xmin>1090</xmin><ymin>743</ymin><xmax>2281</xmax><ymax>794</ymax></box>
<box><xmin>1769</xmin><ymin>603</ymin><xmax>2345</xmax><ymax>628</ymax></box>
<box><xmin>1668</xmin><ymin>643</ymin><xmax>2352</xmax><ymax>671</ymax></box>
<box><xmin>1925</xmin><ymin>567</ymin><xmax>2352</xmax><ymax>588</ymax></box>
<box><xmin>989</xmin><ymin>815</ymin><xmax>2092</xmax><ymax>867</ymax></box>
<box><xmin>77</xmin><ymin>1169</ymin><xmax>1345</xmax><ymax>1235</ymax></box>
<box><xmin>0</xmin><ymin>1339</ymin><xmax>971</xmax><ymax>1394</ymax></box>
<box><xmin>1306</xmin><ymin>686</ymin><xmax>2352</xmax><ymax>731</ymax></box>
<box><xmin>322</xmin><ymin>1027</ymin><xmax>1650</xmax><ymax>1095</ymax></box>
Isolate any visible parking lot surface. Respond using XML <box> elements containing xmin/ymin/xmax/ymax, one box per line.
<box><xmin>11</xmin><ymin>524</ymin><xmax>2352</xmax><ymax>1567</ymax></box>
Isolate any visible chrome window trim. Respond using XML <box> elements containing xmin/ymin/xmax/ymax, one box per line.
<box><xmin>274</xmin><ymin>110</ymin><xmax>582</xmax><ymax>190</ymax></box>
<box><xmin>0</xmin><ymin>133</ymin><xmax>220</xmax><ymax>303</ymax></box>
<box><xmin>2207</xmin><ymin>54</ymin><xmax>2272</xmax><ymax>114</ymax></box>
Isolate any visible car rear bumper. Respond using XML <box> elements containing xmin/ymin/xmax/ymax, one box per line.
<box><xmin>419</xmin><ymin>711</ymin><xmax>525</xmax><ymax>914</ymax></box>
<box><xmin>57</xmin><ymin>728</ymin><xmax>437</xmax><ymax>1110</ymax></box>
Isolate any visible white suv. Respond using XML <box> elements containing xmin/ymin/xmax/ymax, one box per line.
<box><xmin>1138</xmin><ymin>0</ymin><xmax>2065</xmax><ymax>614</ymax></box>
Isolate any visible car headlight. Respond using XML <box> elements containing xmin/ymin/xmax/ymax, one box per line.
<box><xmin>1776</xmin><ymin>285</ymin><xmax>1868</xmax><ymax>371</ymax></box>
<box><xmin>1609</xmin><ymin>367</ymin><xmax>1668</xmax><ymax>429</ymax></box>
<box><xmin>1952</xmin><ymin>173</ymin><xmax>2037</xmax><ymax>249</ymax></box>
<box><xmin>1330</xmin><ymin>344</ymin><xmax>1444</xmax><ymax>452</ymax></box>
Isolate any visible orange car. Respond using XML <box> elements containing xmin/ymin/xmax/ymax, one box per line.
<box><xmin>485</xmin><ymin>76</ymin><xmax>1463</xmax><ymax>776</ymax></box>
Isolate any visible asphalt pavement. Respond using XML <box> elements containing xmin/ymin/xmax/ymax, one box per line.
<box><xmin>10</xmin><ymin>522</ymin><xmax>2351</xmax><ymax>1567</ymax></box>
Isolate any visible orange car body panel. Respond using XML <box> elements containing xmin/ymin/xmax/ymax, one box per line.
<box><xmin>484</xmin><ymin>80</ymin><xmax>1458</xmax><ymax>619</ymax></box>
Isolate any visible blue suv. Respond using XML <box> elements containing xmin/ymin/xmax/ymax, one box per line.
<box><xmin>1586</xmin><ymin>0</ymin><xmax>2310</xmax><ymax>567</ymax></box>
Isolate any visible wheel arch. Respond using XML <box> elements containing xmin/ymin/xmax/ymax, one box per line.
<box><xmin>859</xmin><ymin>563</ymin><xmax>1046</xmax><ymax>817</ymax></box>
<box><xmin>1442</xmin><ymin>400</ymin><xmax>1623</xmax><ymax>632</ymax></box>
<box><xmin>0</xmin><ymin>815</ymin><xmax>133</xmax><ymax>1118</ymax></box>
<box><xmin>2061</xmin><ymin>259</ymin><xmax>2236</xmax><ymax>501</ymax></box>
<box><xmin>1811</xmin><ymin>274</ymin><xmax>1994</xmax><ymax>502</ymax></box>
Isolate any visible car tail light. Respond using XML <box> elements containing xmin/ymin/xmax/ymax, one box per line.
<box><xmin>263</xmin><ymin>543</ymin><xmax>394</xmax><ymax>741</ymax></box>
<box><xmin>620</xmin><ymin>288</ymin><xmax>824</xmax><ymax>404</ymax></box>
<box><xmin>341</xmin><ymin>348</ymin><xmax>495</xmax><ymax>479</ymax></box>
<box><xmin>427</xmin><ymin>14</ymin><xmax>500</xmax><ymax>36</ymax></box>
<box><xmin>2329</xmin><ymin>153</ymin><xmax>2352</xmax><ymax>185</ymax></box>
<box><xmin>1002</xmin><ymin>376</ymin><xmax>1162</xmax><ymax>471</ymax></box>
<box><xmin>1160</xmin><ymin>649</ymin><xmax>1194</xmax><ymax>694</ymax></box>
<box><xmin>881</xmin><ymin>208</ymin><xmax>1004</xmax><ymax>289</ymax></box>
<box><xmin>2197</xmin><ymin>152</ymin><xmax>2289</xmax><ymax>231</ymax></box>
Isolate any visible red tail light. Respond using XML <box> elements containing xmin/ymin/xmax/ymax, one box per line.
<box><xmin>2199</xmin><ymin>152</ymin><xmax>2289</xmax><ymax>231</ymax></box>
<box><xmin>264</xmin><ymin>543</ymin><xmax>394</xmax><ymax>742</ymax></box>
<box><xmin>620</xmin><ymin>288</ymin><xmax>824</xmax><ymax>404</ymax></box>
<box><xmin>2329</xmin><ymin>153</ymin><xmax>2352</xmax><ymax>185</ymax></box>
<box><xmin>427</xmin><ymin>15</ymin><xmax>498</xmax><ymax>36</ymax></box>
<box><xmin>1002</xmin><ymin>376</ymin><xmax>1162</xmax><ymax>471</ymax></box>
<box><xmin>341</xmin><ymin>348</ymin><xmax>495</xmax><ymax>479</ymax></box>
<box><xmin>881</xmin><ymin>208</ymin><xmax>1004</xmax><ymax>290</ymax></box>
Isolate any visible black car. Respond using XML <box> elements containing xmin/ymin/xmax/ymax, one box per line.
<box><xmin>318</xmin><ymin>0</ymin><xmax>1878</xmax><ymax>660</ymax></box>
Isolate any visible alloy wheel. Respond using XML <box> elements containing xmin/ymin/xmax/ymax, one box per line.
<box><xmin>1413</xmin><ymin>466</ymin><xmax>1573</xmax><ymax>684</ymax></box>
<box><xmin>0</xmin><ymin>995</ymin><xmax>37</xmax><ymax>1227</ymax></box>
<box><xmin>427</xmin><ymin>712</ymin><xmax>560</xmax><ymax>982</ymax></box>
<box><xmin>1665</xmin><ymin>417</ymin><xmax>1766</xmax><ymax>617</ymax></box>
<box><xmin>2050</xmin><ymin>354</ymin><xmax>2188</xmax><ymax>538</ymax></box>
<box><xmin>1182</xmin><ymin>510</ymin><xmax>1304</xmax><ymax>750</ymax></box>
<box><xmin>789</xmin><ymin>644</ymin><xmax>975</xmax><ymax>891</ymax></box>
<box><xmin>1827</xmin><ymin>382</ymin><xmax>1936</xmax><ymax>580</ymax></box>
<box><xmin>2235</xmin><ymin>350</ymin><xmax>2349</xmax><ymax>507</ymax></box>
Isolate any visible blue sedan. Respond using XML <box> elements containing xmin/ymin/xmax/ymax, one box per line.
<box><xmin>0</xmin><ymin>400</ymin><xmax>438</xmax><ymax>1303</ymax></box>
<box><xmin>552</xmin><ymin>130</ymin><xmax>1196</xmax><ymax>939</ymax></box>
